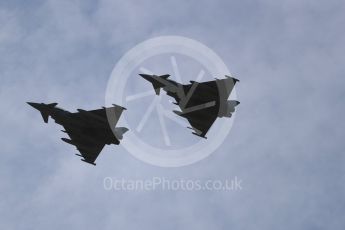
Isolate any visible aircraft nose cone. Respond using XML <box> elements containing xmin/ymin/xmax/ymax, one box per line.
<box><xmin>139</xmin><ymin>74</ymin><xmax>153</xmax><ymax>81</ymax></box>
<box><xmin>27</xmin><ymin>102</ymin><xmax>39</xmax><ymax>108</ymax></box>
<box><xmin>27</xmin><ymin>102</ymin><xmax>44</xmax><ymax>111</ymax></box>
<box><xmin>139</xmin><ymin>73</ymin><xmax>151</xmax><ymax>77</ymax></box>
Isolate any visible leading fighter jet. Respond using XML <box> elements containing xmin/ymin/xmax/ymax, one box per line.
<box><xmin>27</xmin><ymin>102</ymin><xmax>128</xmax><ymax>165</ymax></box>
<box><xmin>140</xmin><ymin>74</ymin><xmax>239</xmax><ymax>138</ymax></box>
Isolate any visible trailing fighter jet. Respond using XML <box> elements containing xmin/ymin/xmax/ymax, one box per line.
<box><xmin>140</xmin><ymin>74</ymin><xmax>239</xmax><ymax>138</ymax></box>
<box><xmin>27</xmin><ymin>102</ymin><xmax>128</xmax><ymax>165</ymax></box>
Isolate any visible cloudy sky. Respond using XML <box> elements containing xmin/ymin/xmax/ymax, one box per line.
<box><xmin>1</xmin><ymin>0</ymin><xmax>345</xmax><ymax>229</ymax></box>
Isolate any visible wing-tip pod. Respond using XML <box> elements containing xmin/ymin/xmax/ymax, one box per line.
<box><xmin>187</xmin><ymin>127</ymin><xmax>207</xmax><ymax>139</ymax></box>
<box><xmin>81</xmin><ymin>158</ymin><xmax>96</xmax><ymax>166</ymax></box>
<box><xmin>173</xmin><ymin>110</ymin><xmax>182</xmax><ymax>116</ymax></box>
<box><xmin>75</xmin><ymin>154</ymin><xmax>96</xmax><ymax>166</ymax></box>
<box><xmin>112</xmin><ymin>104</ymin><xmax>127</xmax><ymax>110</ymax></box>
<box><xmin>192</xmin><ymin>132</ymin><xmax>207</xmax><ymax>139</ymax></box>
<box><xmin>225</xmin><ymin>75</ymin><xmax>240</xmax><ymax>83</ymax></box>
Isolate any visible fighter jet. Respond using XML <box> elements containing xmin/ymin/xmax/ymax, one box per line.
<box><xmin>27</xmin><ymin>102</ymin><xmax>128</xmax><ymax>165</ymax></box>
<box><xmin>140</xmin><ymin>74</ymin><xmax>239</xmax><ymax>138</ymax></box>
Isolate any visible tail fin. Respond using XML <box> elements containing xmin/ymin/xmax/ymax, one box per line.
<box><xmin>218</xmin><ymin>100</ymin><xmax>240</xmax><ymax>118</ymax></box>
<box><xmin>114</xmin><ymin>127</ymin><xmax>129</xmax><ymax>140</ymax></box>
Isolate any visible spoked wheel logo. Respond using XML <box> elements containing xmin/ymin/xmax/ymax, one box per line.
<box><xmin>105</xmin><ymin>36</ymin><xmax>238</xmax><ymax>167</ymax></box>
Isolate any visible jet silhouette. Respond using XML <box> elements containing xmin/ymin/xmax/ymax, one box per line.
<box><xmin>27</xmin><ymin>102</ymin><xmax>128</xmax><ymax>165</ymax></box>
<box><xmin>140</xmin><ymin>74</ymin><xmax>239</xmax><ymax>138</ymax></box>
